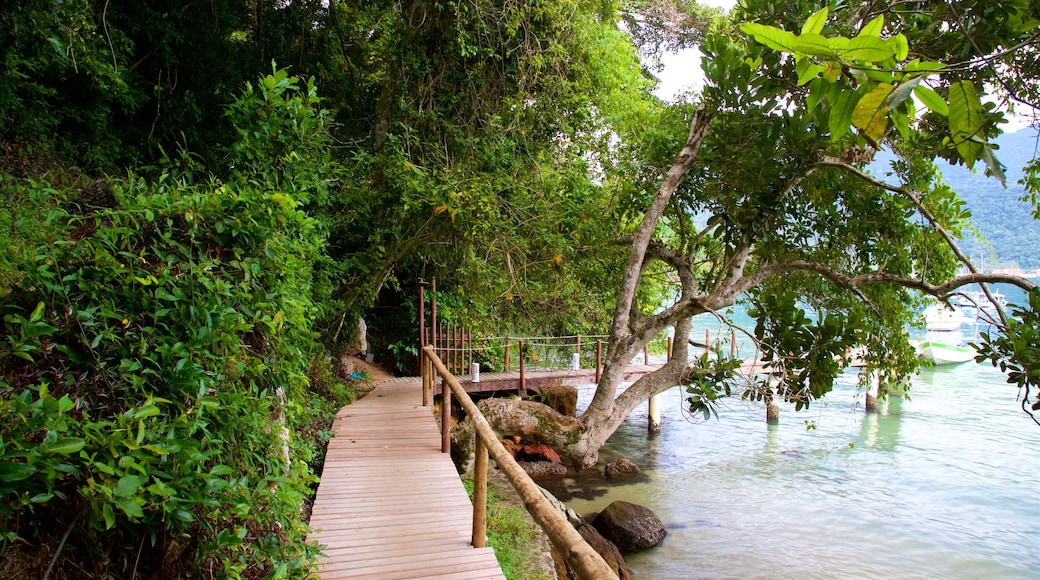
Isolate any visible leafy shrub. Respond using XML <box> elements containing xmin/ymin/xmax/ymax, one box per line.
<box><xmin>0</xmin><ymin>68</ymin><xmax>348</xmax><ymax>578</ymax></box>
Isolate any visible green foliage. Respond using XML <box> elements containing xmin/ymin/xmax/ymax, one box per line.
<box><xmin>738</xmin><ymin>4</ymin><xmax>1013</xmax><ymax>181</ymax></box>
<box><xmin>0</xmin><ymin>68</ymin><xmax>346</xmax><ymax>578</ymax></box>
<box><xmin>684</xmin><ymin>346</ymin><xmax>743</xmax><ymax>421</ymax></box>
<box><xmin>462</xmin><ymin>478</ymin><xmax>551</xmax><ymax>580</ymax></box>
<box><xmin>974</xmin><ymin>290</ymin><xmax>1040</xmax><ymax>421</ymax></box>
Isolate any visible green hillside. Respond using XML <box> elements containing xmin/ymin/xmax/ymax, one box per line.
<box><xmin>873</xmin><ymin>128</ymin><xmax>1040</xmax><ymax>270</ymax></box>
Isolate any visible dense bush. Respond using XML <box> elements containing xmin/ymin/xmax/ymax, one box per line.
<box><xmin>0</xmin><ymin>69</ymin><xmax>349</xmax><ymax>578</ymax></box>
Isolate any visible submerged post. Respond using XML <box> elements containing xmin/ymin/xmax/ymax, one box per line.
<box><xmin>865</xmin><ymin>369</ymin><xmax>879</xmax><ymax>412</ymax></box>
<box><xmin>766</xmin><ymin>377</ymin><xmax>780</xmax><ymax>424</ymax></box>
<box><xmin>648</xmin><ymin>394</ymin><xmax>662</xmax><ymax>434</ymax></box>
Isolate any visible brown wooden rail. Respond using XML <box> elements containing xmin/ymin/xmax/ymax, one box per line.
<box><xmin>422</xmin><ymin>345</ymin><xmax>620</xmax><ymax>580</ymax></box>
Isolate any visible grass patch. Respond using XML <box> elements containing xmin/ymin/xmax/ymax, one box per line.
<box><xmin>462</xmin><ymin>475</ymin><xmax>554</xmax><ymax>580</ymax></box>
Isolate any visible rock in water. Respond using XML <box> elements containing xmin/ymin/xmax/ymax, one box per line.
<box><xmin>592</xmin><ymin>500</ymin><xmax>667</xmax><ymax>552</ymax></box>
<box><xmin>604</xmin><ymin>456</ymin><xmax>640</xmax><ymax>478</ymax></box>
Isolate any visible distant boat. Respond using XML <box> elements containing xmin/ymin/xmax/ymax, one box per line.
<box><xmin>923</xmin><ymin>303</ymin><xmax>968</xmax><ymax>332</ymax></box>
<box><xmin>950</xmin><ymin>290</ymin><xmax>1007</xmax><ymax>316</ymax></box>
<box><xmin>916</xmin><ymin>340</ymin><xmax>977</xmax><ymax>365</ymax></box>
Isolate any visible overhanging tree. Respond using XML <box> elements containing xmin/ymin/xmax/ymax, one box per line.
<box><xmin>475</xmin><ymin>0</ymin><xmax>1040</xmax><ymax>468</ymax></box>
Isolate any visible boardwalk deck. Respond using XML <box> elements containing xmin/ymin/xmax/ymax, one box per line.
<box><xmin>307</xmin><ymin>377</ymin><xmax>506</xmax><ymax>580</ymax></box>
<box><xmin>307</xmin><ymin>358</ymin><xmax>779</xmax><ymax>578</ymax></box>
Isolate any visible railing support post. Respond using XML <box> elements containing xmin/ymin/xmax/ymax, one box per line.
<box><xmin>595</xmin><ymin>340</ymin><xmax>602</xmax><ymax>384</ymax></box>
<box><xmin>504</xmin><ymin>337</ymin><xmax>511</xmax><ymax>372</ymax></box>
<box><xmin>518</xmin><ymin>340</ymin><xmax>526</xmax><ymax>397</ymax></box>
<box><xmin>441</xmin><ymin>374</ymin><xmax>451</xmax><ymax>454</ymax></box>
<box><xmin>472</xmin><ymin>437</ymin><xmax>488</xmax><ymax>548</ymax></box>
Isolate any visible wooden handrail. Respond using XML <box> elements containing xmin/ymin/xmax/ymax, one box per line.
<box><xmin>423</xmin><ymin>346</ymin><xmax>619</xmax><ymax>580</ymax></box>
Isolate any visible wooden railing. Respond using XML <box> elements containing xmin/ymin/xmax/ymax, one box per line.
<box><xmin>422</xmin><ymin>345</ymin><xmax>619</xmax><ymax>580</ymax></box>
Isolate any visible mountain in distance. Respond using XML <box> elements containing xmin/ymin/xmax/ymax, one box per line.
<box><xmin>869</xmin><ymin>127</ymin><xmax>1040</xmax><ymax>271</ymax></box>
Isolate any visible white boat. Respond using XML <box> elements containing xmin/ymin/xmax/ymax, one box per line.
<box><xmin>950</xmin><ymin>290</ymin><xmax>1007</xmax><ymax>316</ymax></box>
<box><xmin>916</xmin><ymin>340</ymin><xmax>977</xmax><ymax>365</ymax></box>
<box><xmin>923</xmin><ymin>303</ymin><xmax>968</xmax><ymax>332</ymax></box>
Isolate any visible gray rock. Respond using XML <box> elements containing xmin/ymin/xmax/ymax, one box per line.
<box><xmin>604</xmin><ymin>456</ymin><xmax>640</xmax><ymax>478</ymax></box>
<box><xmin>592</xmin><ymin>500</ymin><xmax>667</xmax><ymax>552</ymax></box>
<box><xmin>518</xmin><ymin>460</ymin><xmax>567</xmax><ymax>479</ymax></box>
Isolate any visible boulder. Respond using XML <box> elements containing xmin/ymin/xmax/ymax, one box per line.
<box><xmin>566</xmin><ymin>520</ymin><xmax>633</xmax><ymax>580</ymax></box>
<box><xmin>604</xmin><ymin>457</ymin><xmax>640</xmax><ymax>479</ymax></box>
<box><xmin>535</xmin><ymin>485</ymin><xmax>632</xmax><ymax>580</ymax></box>
<box><xmin>345</xmin><ymin>316</ymin><xmax>368</xmax><ymax>355</ymax></box>
<box><xmin>592</xmin><ymin>501</ymin><xmax>667</xmax><ymax>552</ymax></box>
<box><xmin>518</xmin><ymin>460</ymin><xmax>567</xmax><ymax>479</ymax></box>
<box><xmin>528</xmin><ymin>385</ymin><xmax>578</xmax><ymax>416</ymax></box>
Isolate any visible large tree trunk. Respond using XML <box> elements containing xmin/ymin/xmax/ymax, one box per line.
<box><xmin>478</xmin><ymin>112</ymin><xmax>715</xmax><ymax>469</ymax></box>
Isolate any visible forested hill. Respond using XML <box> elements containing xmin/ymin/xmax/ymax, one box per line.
<box><xmin>872</xmin><ymin>128</ymin><xmax>1040</xmax><ymax>271</ymax></box>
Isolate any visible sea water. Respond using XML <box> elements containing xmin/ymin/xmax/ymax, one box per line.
<box><xmin>559</xmin><ymin>364</ymin><xmax>1039</xmax><ymax>579</ymax></box>
<box><xmin>554</xmin><ymin>300</ymin><xmax>1040</xmax><ymax>579</ymax></box>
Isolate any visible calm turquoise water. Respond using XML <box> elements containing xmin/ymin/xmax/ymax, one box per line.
<box><xmin>559</xmin><ymin>353</ymin><xmax>1040</xmax><ymax>578</ymax></box>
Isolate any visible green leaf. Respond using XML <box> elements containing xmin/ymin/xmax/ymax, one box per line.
<box><xmin>170</xmin><ymin>509</ymin><xmax>194</xmax><ymax>523</ymax></box>
<box><xmin>828</xmin><ymin>88</ymin><xmax>858</xmax><ymax>139</ymax></box>
<box><xmin>740</xmin><ymin>23</ymin><xmax>799</xmax><ymax>53</ymax></box>
<box><xmin>133</xmin><ymin>407</ymin><xmax>161</xmax><ymax>419</ymax></box>
<box><xmin>887</xmin><ymin>76</ymin><xmax>923</xmax><ymax>110</ymax></box>
<box><xmin>58</xmin><ymin>395</ymin><xmax>74</xmax><ymax>412</ymax></box>
<box><xmin>842</xmin><ymin>36</ymin><xmax>894</xmax><ymax>62</ymax></box>
<box><xmin>114</xmin><ymin>497</ymin><xmax>145</xmax><ymax>519</ymax></box>
<box><xmin>859</xmin><ymin>15</ymin><xmax>885</xmax><ymax>38</ymax></box>
<box><xmin>852</xmin><ymin>83</ymin><xmax>893</xmax><ymax>143</ymax></box>
<box><xmin>914</xmin><ymin>85</ymin><xmax>949</xmax><ymax>116</ymax></box>
<box><xmin>114</xmin><ymin>474</ymin><xmax>143</xmax><ymax>497</ymax></box>
<box><xmin>0</xmin><ymin>461</ymin><xmax>37</xmax><ymax>481</ymax></box>
<box><xmin>801</xmin><ymin>8</ymin><xmax>829</xmax><ymax>35</ymax></box>
<box><xmin>948</xmin><ymin>80</ymin><xmax>985</xmax><ymax>164</ymax></box>
<box><xmin>45</xmin><ymin>437</ymin><xmax>86</xmax><ymax>455</ymax></box>
<box><xmin>890</xmin><ymin>34</ymin><xmax>909</xmax><ymax>61</ymax></box>
<box><xmin>793</xmin><ymin>34</ymin><xmax>834</xmax><ymax>58</ymax></box>
<box><xmin>796</xmin><ymin>59</ymin><xmax>824</xmax><ymax>86</ymax></box>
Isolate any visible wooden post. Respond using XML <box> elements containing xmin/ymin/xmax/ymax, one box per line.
<box><xmin>418</xmin><ymin>280</ymin><xmax>426</xmax><ymax>378</ymax></box>
<box><xmin>595</xmin><ymin>340</ymin><xmax>602</xmax><ymax>383</ymax></box>
<box><xmin>422</xmin><ymin>347</ymin><xmax>619</xmax><ymax>580</ymax></box>
<box><xmin>504</xmin><ymin>337</ymin><xmax>511</xmax><ymax>372</ymax></box>
<box><xmin>472</xmin><ymin>437</ymin><xmax>488</xmax><ymax>548</ymax></box>
<box><xmin>441</xmin><ymin>373</ymin><xmax>451</xmax><ymax>454</ymax></box>
<box><xmin>576</xmin><ymin>334</ymin><xmax>582</xmax><ymax>357</ymax></box>
<box><xmin>431</xmin><ymin>278</ymin><xmax>438</xmax><ymax>373</ymax></box>
<box><xmin>730</xmin><ymin>329</ymin><xmax>737</xmax><ymax>358</ymax></box>
<box><xmin>705</xmin><ymin>329</ymin><xmax>710</xmax><ymax>353</ymax></box>
<box><xmin>518</xmin><ymin>340</ymin><xmax>527</xmax><ymax>397</ymax></box>
<box><xmin>667</xmin><ymin>336</ymin><xmax>673</xmax><ymax>361</ymax></box>
<box><xmin>643</xmin><ymin>344</ymin><xmax>649</xmax><ymax>365</ymax></box>
<box><xmin>423</xmin><ymin>352</ymin><xmax>432</xmax><ymax>406</ymax></box>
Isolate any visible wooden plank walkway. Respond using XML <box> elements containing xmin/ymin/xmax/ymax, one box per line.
<box><xmin>307</xmin><ymin>359</ymin><xmax>780</xmax><ymax>578</ymax></box>
<box><xmin>307</xmin><ymin>377</ymin><xmax>507</xmax><ymax>579</ymax></box>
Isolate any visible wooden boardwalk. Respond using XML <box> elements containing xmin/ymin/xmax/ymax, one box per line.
<box><xmin>306</xmin><ymin>377</ymin><xmax>507</xmax><ymax>579</ymax></box>
<box><xmin>307</xmin><ymin>359</ymin><xmax>778</xmax><ymax>578</ymax></box>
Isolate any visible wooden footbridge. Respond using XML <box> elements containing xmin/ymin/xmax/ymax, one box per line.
<box><xmin>305</xmin><ymin>350</ymin><xmax>780</xmax><ymax>578</ymax></box>
<box><xmin>306</xmin><ymin>280</ymin><xmax>768</xmax><ymax>577</ymax></box>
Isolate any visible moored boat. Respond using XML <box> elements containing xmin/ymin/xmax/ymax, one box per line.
<box><xmin>923</xmin><ymin>303</ymin><xmax>968</xmax><ymax>332</ymax></box>
<box><xmin>916</xmin><ymin>340</ymin><xmax>977</xmax><ymax>365</ymax></box>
